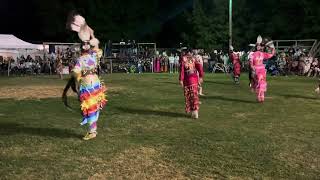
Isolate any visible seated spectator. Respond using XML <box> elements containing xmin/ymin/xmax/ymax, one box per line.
<box><xmin>277</xmin><ymin>52</ymin><xmax>287</xmax><ymax>76</ymax></box>
<box><xmin>308</xmin><ymin>58</ymin><xmax>319</xmax><ymax>77</ymax></box>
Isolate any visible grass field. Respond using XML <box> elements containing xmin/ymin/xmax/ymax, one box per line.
<box><xmin>0</xmin><ymin>73</ymin><xmax>319</xmax><ymax>179</ymax></box>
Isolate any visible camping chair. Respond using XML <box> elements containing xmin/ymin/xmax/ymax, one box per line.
<box><xmin>212</xmin><ymin>62</ymin><xmax>225</xmax><ymax>73</ymax></box>
<box><xmin>223</xmin><ymin>56</ymin><xmax>232</xmax><ymax>73</ymax></box>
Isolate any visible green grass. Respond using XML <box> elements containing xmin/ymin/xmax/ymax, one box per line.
<box><xmin>0</xmin><ymin>73</ymin><xmax>319</xmax><ymax>179</ymax></box>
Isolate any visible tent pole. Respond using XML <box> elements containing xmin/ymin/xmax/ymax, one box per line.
<box><xmin>7</xmin><ymin>58</ymin><xmax>10</xmax><ymax>77</ymax></box>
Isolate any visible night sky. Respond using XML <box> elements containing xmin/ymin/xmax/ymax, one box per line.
<box><xmin>1</xmin><ymin>0</ymin><xmax>319</xmax><ymax>48</ymax></box>
<box><xmin>0</xmin><ymin>0</ymin><xmax>189</xmax><ymax>45</ymax></box>
<box><xmin>0</xmin><ymin>0</ymin><xmax>69</xmax><ymax>42</ymax></box>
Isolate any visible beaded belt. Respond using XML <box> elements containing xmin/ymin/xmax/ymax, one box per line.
<box><xmin>81</xmin><ymin>70</ymin><xmax>97</xmax><ymax>76</ymax></box>
<box><xmin>186</xmin><ymin>69</ymin><xmax>196</xmax><ymax>75</ymax></box>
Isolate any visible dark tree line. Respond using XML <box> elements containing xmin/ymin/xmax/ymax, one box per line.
<box><xmin>1</xmin><ymin>0</ymin><xmax>319</xmax><ymax>49</ymax></box>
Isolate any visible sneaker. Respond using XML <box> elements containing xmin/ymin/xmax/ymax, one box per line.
<box><xmin>83</xmin><ymin>132</ymin><xmax>97</xmax><ymax>140</ymax></box>
<box><xmin>199</xmin><ymin>93</ymin><xmax>205</xmax><ymax>97</ymax></box>
<box><xmin>190</xmin><ymin>111</ymin><xmax>195</xmax><ymax>118</ymax></box>
<box><xmin>194</xmin><ymin>110</ymin><xmax>199</xmax><ymax>119</ymax></box>
<box><xmin>191</xmin><ymin>111</ymin><xmax>199</xmax><ymax>119</ymax></box>
<box><xmin>315</xmin><ymin>87</ymin><xmax>320</xmax><ymax>94</ymax></box>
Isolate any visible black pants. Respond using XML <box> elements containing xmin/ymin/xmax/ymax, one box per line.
<box><xmin>248</xmin><ymin>67</ymin><xmax>253</xmax><ymax>82</ymax></box>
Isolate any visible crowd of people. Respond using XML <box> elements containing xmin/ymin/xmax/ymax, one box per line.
<box><xmin>0</xmin><ymin>55</ymin><xmax>42</xmax><ymax>75</ymax></box>
<box><xmin>1</xmin><ymin>43</ymin><xmax>319</xmax><ymax>80</ymax></box>
<box><xmin>0</xmin><ymin>48</ymin><xmax>80</xmax><ymax>77</ymax></box>
<box><xmin>265</xmin><ymin>47</ymin><xmax>319</xmax><ymax>77</ymax></box>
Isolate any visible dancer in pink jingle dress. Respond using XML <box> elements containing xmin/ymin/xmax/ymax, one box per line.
<box><xmin>249</xmin><ymin>36</ymin><xmax>275</xmax><ymax>102</ymax></box>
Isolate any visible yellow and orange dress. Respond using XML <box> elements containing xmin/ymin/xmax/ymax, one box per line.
<box><xmin>72</xmin><ymin>49</ymin><xmax>106</xmax><ymax>132</ymax></box>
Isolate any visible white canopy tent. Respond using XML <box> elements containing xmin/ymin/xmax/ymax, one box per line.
<box><xmin>0</xmin><ymin>49</ymin><xmax>19</xmax><ymax>60</ymax></box>
<box><xmin>0</xmin><ymin>34</ymin><xmax>48</xmax><ymax>76</ymax></box>
<box><xmin>0</xmin><ymin>34</ymin><xmax>48</xmax><ymax>61</ymax></box>
<box><xmin>0</xmin><ymin>34</ymin><xmax>44</xmax><ymax>50</ymax></box>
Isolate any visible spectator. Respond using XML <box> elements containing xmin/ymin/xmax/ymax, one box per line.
<box><xmin>174</xmin><ymin>53</ymin><xmax>180</xmax><ymax>73</ymax></box>
<box><xmin>169</xmin><ymin>53</ymin><xmax>175</xmax><ymax>73</ymax></box>
<box><xmin>277</xmin><ymin>52</ymin><xmax>287</xmax><ymax>76</ymax></box>
<box><xmin>307</xmin><ymin>58</ymin><xmax>319</xmax><ymax>77</ymax></box>
<box><xmin>209</xmin><ymin>50</ymin><xmax>218</xmax><ymax>72</ymax></box>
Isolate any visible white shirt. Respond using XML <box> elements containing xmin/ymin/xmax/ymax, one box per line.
<box><xmin>169</xmin><ymin>56</ymin><xmax>175</xmax><ymax>64</ymax></box>
<box><xmin>174</xmin><ymin>56</ymin><xmax>179</xmax><ymax>64</ymax></box>
<box><xmin>195</xmin><ymin>55</ymin><xmax>203</xmax><ymax>66</ymax></box>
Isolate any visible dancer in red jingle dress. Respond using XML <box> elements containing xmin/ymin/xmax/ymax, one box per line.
<box><xmin>179</xmin><ymin>49</ymin><xmax>204</xmax><ymax>119</ymax></box>
<box><xmin>229</xmin><ymin>46</ymin><xmax>241</xmax><ymax>84</ymax></box>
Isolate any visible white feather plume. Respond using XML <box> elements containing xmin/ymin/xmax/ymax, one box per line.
<box><xmin>69</xmin><ymin>15</ymin><xmax>87</xmax><ymax>33</ymax></box>
<box><xmin>73</xmin><ymin>15</ymin><xmax>86</xmax><ymax>27</ymax></box>
<box><xmin>71</xmin><ymin>24</ymin><xmax>81</xmax><ymax>32</ymax></box>
<box><xmin>78</xmin><ymin>27</ymin><xmax>91</xmax><ymax>42</ymax></box>
<box><xmin>90</xmin><ymin>38</ymin><xmax>100</xmax><ymax>47</ymax></box>
<box><xmin>257</xmin><ymin>35</ymin><xmax>263</xmax><ymax>44</ymax></box>
<box><xmin>67</xmin><ymin>14</ymin><xmax>98</xmax><ymax>43</ymax></box>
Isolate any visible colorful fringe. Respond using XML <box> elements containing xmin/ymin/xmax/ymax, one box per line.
<box><xmin>184</xmin><ymin>84</ymin><xmax>199</xmax><ymax>113</ymax></box>
<box><xmin>79</xmin><ymin>76</ymin><xmax>107</xmax><ymax>126</ymax></box>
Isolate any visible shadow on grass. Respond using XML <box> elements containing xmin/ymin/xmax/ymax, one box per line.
<box><xmin>115</xmin><ymin>107</ymin><xmax>188</xmax><ymax>118</ymax></box>
<box><xmin>205</xmin><ymin>81</ymin><xmax>233</xmax><ymax>86</ymax></box>
<box><xmin>160</xmin><ymin>81</ymin><xmax>179</xmax><ymax>85</ymax></box>
<box><xmin>279</xmin><ymin>94</ymin><xmax>319</xmax><ymax>100</ymax></box>
<box><xmin>0</xmin><ymin>122</ymin><xmax>81</xmax><ymax>139</ymax></box>
<box><xmin>25</xmin><ymin>75</ymin><xmax>62</xmax><ymax>80</ymax></box>
<box><xmin>203</xmin><ymin>95</ymin><xmax>256</xmax><ymax>104</ymax></box>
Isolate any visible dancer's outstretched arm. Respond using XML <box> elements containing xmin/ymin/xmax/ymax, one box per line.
<box><xmin>263</xmin><ymin>47</ymin><xmax>275</xmax><ymax>60</ymax></box>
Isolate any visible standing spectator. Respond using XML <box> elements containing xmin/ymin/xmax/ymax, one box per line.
<box><xmin>154</xmin><ymin>52</ymin><xmax>161</xmax><ymax>73</ymax></box>
<box><xmin>56</xmin><ymin>58</ymin><xmax>63</xmax><ymax>79</ymax></box>
<box><xmin>277</xmin><ymin>52</ymin><xmax>287</xmax><ymax>76</ymax></box>
<box><xmin>137</xmin><ymin>59</ymin><xmax>143</xmax><ymax>73</ymax></box>
<box><xmin>174</xmin><ymin>53</ymin><xmax>180</xmax><ymax>73</ymax></box>
<box><xmin>202</xmin><ymin>52</ymin><xmax>210</xmax><ymax>70</ymax></box>
<box><xmin>210</xmin><ymin>50</ymin><xmax>219</xmax><ymax>73</ymax></box>
<box><xmin>169</xmin><ymin>53</ymin><xmax>175</xmax><ymax>73</ymax></box>
<box><xmin>162</xmin><ymin>51</ymin><xmax>168</xmax><ymax>73</ymax></box>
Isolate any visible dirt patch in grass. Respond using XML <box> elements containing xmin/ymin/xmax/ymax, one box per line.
<box><xmin>89</xmin><ymin>147</ymin><xmax>187</xmax><ymax>180</ymax></box>
<box><xmin>1</xmin><ymin>143</ymin><xmax>58</xmax><ymax>158</ymax></box>
<box><xmin>277</xmin><ymin>149</ymin><xmax>320</xmax><ymax>171</ymax></box>
<box><xmin>0</xmin><ymin>86</ymin><xmax>68</xmax><ymax>100</ymax></box>
<box><xmin>0</xmin><ymin>85</ymin><xmax>123</xmax><ymax>100</ymax></box>
<box><xmin>232</xmin><ymin>112</ymin><xmax>255</xmax><ymax>119</ymax></box>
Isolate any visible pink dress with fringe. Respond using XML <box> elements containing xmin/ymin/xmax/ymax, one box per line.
<box><xmin>179</xmin><ymin>55</ymin><xmax>204</xmax><ymax>112</ymax></box>
<box><xmin>249</xmin><ymin>49</ymin><xmax>275</xmax><ymax>102</ymax></box>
